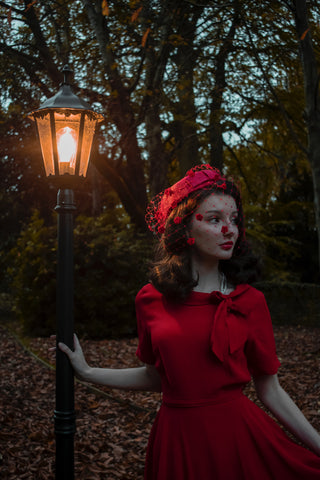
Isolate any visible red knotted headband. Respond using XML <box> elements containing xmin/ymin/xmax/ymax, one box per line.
<box><xmin>146</xmin><ymin>164</ymin><xmax>227</xmax><ymax>235</ymax></box>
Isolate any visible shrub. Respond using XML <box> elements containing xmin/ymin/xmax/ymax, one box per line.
<box><xmin>255</xmin><ymin>281</ymin><xmax>320</xmax><ymax>327</ymax></box>
<box><xmin>7</xmin><ymin>211</ymin><xmax>56</xmax><ymax>336</ymax></box>
<box><xmin>73</xmin><ymin>214</ymin><xmax>153</xmax><ymax>338</ymax></box>
<box><xmin>8</xmin><ymin>210</ymin><xmax>154</xmax><ymax>337</ymax></box>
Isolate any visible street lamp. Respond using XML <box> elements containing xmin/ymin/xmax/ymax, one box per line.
<box><xmin>29</xmin><ymin>65</ymin><xmax>103</xmax><ymax>479</ymax></box>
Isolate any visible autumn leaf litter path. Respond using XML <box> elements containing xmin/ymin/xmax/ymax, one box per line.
<box><xmin>4</xmin><ymin>325</ymin><xmax>152</xmax><ymax>414</ymax></box>
<box><xmin>0</xmin><ymin>325</ymin><xmax>159</xmax><ymax>479</ymax></box>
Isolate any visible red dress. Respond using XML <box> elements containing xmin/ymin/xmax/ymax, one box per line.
<box><xmin>135</xmin><ymin>283</ymin><xmax>320</xmax><ymax>480</ymax></box>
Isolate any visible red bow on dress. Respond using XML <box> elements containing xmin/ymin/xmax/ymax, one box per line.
<box><xmin>209</xmin><ymin>291</ymin><xmax>247</xmax><ymax>362</ymax></box>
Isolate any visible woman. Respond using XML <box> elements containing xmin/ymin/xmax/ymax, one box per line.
<box><xmin>57</xmin><ymin>164</ymin><xmax>320</xmax><ymax>479</ymax></box>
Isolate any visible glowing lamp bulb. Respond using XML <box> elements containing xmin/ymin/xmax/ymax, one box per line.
<box><xmin>56</xmin><ymin>126</ymin><xmax>77</xmax><ymax>167</ymax></box>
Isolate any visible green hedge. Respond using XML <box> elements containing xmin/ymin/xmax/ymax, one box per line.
<box><xmin>7</xmin><ymin>211</ymin><xmax>319</xmax><ymax>337</ymax></box>
<box><xmin>7</xmin><ymin>210</ymin><xmax>154</xmax><ymax>338</ymax></box>
<box><xmin>7</xmin><ymin>211</ymin><xmax>56</xmax><ymax>336</ymax></box>
<box><xmin>254</xmin><ymin>281</ymin><xmax>320</xmax><ymax>327</ymax></box>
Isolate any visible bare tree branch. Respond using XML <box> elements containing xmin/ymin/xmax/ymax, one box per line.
<box><xmin>245</xmin><ymin>23</ymin><xmax>308</xmax><ymax>156</ymax></box>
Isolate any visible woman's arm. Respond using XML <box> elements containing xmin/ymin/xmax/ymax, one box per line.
<box><xmin>57</xmin><ymin>334</ymin><xmax>162</xmax><ymax>393</ymax></box>
<box><xmin>254</xmin><ymin>373</ymin><xmax>320</xmax><ymax>455</ymax></box>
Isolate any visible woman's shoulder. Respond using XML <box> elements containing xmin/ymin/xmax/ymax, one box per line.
<box><xmin>135</xmin><ymin>282</ymin><xmax>162</xmax><ymax>305</ymax></box>
<box><xmin>232</xmin><ymin>283</ymin><xmax>263</xmax><ymax>297</ymax></box>
<box><xmin>232</xmin><ymin>283</ymin><xmax>267</xmax><ymax>311</ymax></box>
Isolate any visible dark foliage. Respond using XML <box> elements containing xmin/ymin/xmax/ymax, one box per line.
<box><xmin>7</xmin><ymin>211</ymin><xmax>154</xmax><ymax>338</ymax></box>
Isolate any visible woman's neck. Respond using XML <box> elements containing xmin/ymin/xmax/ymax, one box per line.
<box><xmin>191</xmin><ymin>256</ymin><xmax>221</xmax><ymax>293</ymax></box>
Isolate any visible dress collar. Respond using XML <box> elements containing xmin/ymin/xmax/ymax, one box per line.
<box><xmin>183</xmin><ymin>284</ymin><xmax>251</xmax><ymax>306</ymax></box>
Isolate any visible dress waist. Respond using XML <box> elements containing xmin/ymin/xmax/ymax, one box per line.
<box><xmin>162</xmin><ymin>390</ymin><xmax>243</xmax><ymax>408</ymax></box>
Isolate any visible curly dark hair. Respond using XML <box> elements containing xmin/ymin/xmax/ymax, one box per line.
<box><xmin>149</xmin><ymin>181</ymin><xmax>260</xmax><ymax>301</ymax></box>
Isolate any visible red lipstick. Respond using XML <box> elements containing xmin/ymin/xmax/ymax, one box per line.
<box><xmin>220</xmin><ymin>242</ymin><xmax>234</xmax><ymax>250</ymax></box>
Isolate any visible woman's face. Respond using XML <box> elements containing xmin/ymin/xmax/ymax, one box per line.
<box><xmin>189</xmin><ymin>193</ymin><xmax>239</xmax><ymax>262</ymax></box>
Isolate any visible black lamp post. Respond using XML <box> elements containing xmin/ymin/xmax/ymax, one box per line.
<box><xmin>29</xmin><ymin>65</ymin><xmax>103</xmax><ymax>479</ymax></box>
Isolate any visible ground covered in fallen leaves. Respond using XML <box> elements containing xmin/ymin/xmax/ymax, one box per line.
<box><xmin>0</xmin><ymin>323</ymin><xmax>319</xmax><ymax>479</ymax></box>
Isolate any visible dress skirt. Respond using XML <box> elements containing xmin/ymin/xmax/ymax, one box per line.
<box><xmin>144</xmin><ymin>393</ymin><xmax>320</xmax><ymax>480</ymax></box>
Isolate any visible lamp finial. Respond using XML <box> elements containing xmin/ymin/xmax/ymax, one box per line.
<box><xmin>62</xmin><ymin>65</ymin><xmax>73</xmax><ymax>85</ymax></box>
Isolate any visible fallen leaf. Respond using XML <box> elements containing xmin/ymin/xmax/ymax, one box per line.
<box><xmin>102</xmin><ymin>0</ymin><xmax>109</xmax><ymax>17</ymax></box>
<box><xmin>141</xmin><ymin>27</ymin><xmax>151</xmax><ymax>48</ymax></box>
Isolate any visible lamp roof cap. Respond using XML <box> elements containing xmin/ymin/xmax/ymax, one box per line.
<box><xmin>29</xmin><ymin>65</ymin><xmax>103</xmax><ymax>120</ymax></box>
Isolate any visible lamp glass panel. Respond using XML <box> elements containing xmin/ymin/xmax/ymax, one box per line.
<box><xmin>54</xmin><ymin>112</ymin><xmax>81</xmax><ymax>175</ymax></box>
<box><xmin>35</xmin><ymin>113</ymin><xmax>55</xmax><ymax>176</ymax></box>
<box><xmin>79</xmin><ymin>115</ymin><xmax>97</xmax><ymax>177</ymax></box>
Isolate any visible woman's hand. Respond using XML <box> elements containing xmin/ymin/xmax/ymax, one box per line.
<box><xmin>49</xmin><ymin>335</ymin><xmax>162</xmax><ymax>392</ymax></box>
<box><xmin>50</xmin><ymin>334</ymin><xmax>91</xmax><ymax>382</ymax></box>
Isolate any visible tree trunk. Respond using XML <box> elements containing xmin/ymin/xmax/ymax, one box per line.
<box><xmin>145</xmin><ymin>99</ymin><xmax>171</xmax><ymax>197</ymax></box>
<box><xmin>82</xmin><ymin>0</ymin><xmax>148</xmax><ymax>221</ymax></box>
<box><xmin>172</xmin><ymin>5</ymin><xmax>203</xmax><ymax>176</ymax></box>
<box><xmin>294</xmin><ymin>0</ymin><xmax>320</xmax><ymax>272</ymax></box>
<box><xmin>143</xmin><ymin>7</ymin><xmax>173</xmax><ymax>196</ymax></box>
<box><xmin>209</xmin><ymin>2</ymin><xmax>241</xmax><ymax>172</ymax></box>
<box><xmin>23</xmin><ymin>0</ymin><xmax>62</xmax><ymax>86</ymax></box>
<box><xmin>92</xmin><ymin>149</ymin><xmax>147</xmax><ymax>230</ymax></box>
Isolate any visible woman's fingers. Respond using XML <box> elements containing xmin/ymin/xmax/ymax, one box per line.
<box><xmin>49</xmin><ymin>333</ymin><xmax>88</xmax><ymax>379</ymax></box>
<box><xmin>48</xmin><ymin>334</ymin><xmax>56</xmax><ymax>352</ymax></box>
<box><xmin>56</xmin><ymin>335</ymin><xmax>89</xmax><ymax>380</ymax></box>
<box><xmin>46</xmin><ymin>334</ymin><xmax>91</xmax><ymax>382</ymax></box>
<box><xmin>49</xmin><ymin>334</ymin><xmax>77</xmax><ymax>354</ymax></box>
<box><xmin>73</xmin><ymin>333</ymin><xmax>81</xmax><ymax>349</ymax></box>
<box><xmin>58</xmin><ymin>341</ymin><xmax>73</xmax><ymax>357</ymax></box>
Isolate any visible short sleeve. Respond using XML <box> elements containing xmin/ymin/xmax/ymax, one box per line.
<box><xmin>245</xmin><ymin>293</ymin><xmax>281</xmax><ymax>377</ymax></box>
<box><xmin>135</xmin><ymin>285</ymin><xmax>157</xmax><ymax>365</ymax></box>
